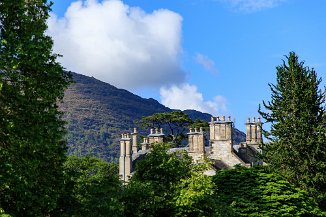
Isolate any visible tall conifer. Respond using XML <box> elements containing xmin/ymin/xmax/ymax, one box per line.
<box><xmin>0</xmin><ymin>0</ymin><xmax>72</xmax><ymax>215</ymax></box>
<box><xmin>259</xmin><ymin>52</ymin><xmax>326</xmax><ymax>209</ymax></box>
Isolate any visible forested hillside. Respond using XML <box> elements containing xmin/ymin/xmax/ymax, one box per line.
<box><xmin>59</xmin><ymin>73</ymin><xmax>246</xmax><ymax>161</ymax></box>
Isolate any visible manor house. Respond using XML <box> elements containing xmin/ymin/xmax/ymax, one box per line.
<box><xmin>119</xmin><ymin>116</ymin><xmax>262</xmax><ymax>182</ymax></box>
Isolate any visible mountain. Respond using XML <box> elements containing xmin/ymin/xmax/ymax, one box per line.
<box><xmin>59</xmin><ymin>73</ymin><xmax>245</xmax><ymax>161</ymax></box>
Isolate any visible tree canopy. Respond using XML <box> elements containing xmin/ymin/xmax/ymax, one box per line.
<box><xmin>53</xmin><ymin>155</ymin><xmax>122</xmax><ymax>217</ymax></box>
<box><xmin>213</xmin><ymin>165</ymin><xmax>323</xmax><ymax>216</ymax></box>
<box><xmin>138</xmin><ymin>111</ymin><xmax>193</xmax><ymax>145</ymax></box>
<box><xmin>189</xmin><ymin>119</ymin><xmax>209</xmax><ymax>130</ymax></box>
<box><xmin>0</xmin><ymin>0</ymin><xmax>72</xmax><ymax>215</ymax></box>
<box><xmin>123</xmin><ymin>142</ymin><xmax>324</xmax><ymax>216</ymax></box>
<box><xmin>259</xmin><ymin>52</ymin><xmax>326</xmax><ymax>210</ymax></box>
<box><xmin>124</xmin><ymin>143</ymin><xmax>233</xmax><ymax>217</ymax></box>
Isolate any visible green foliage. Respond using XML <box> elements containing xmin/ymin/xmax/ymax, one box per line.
<box><xmin>132</xmin><ymin>143</ymin><xmax>192</xmax><ymax>189</ymax></box>
<box><xmin>0</xmin><ymin>208</ymin><xmax>11</xmax><ymax>217</ymax></box>
<box><xmin>0</xmin><ymin>0</ymin><xmax>72</xmax><ymax>216</ymax></box>
<box><xmin>138</xmin><ymin>111</ymin><xmax>193</xmax><ymax>145</ymax></box>
<box><xmin>174</xmin><ymin>162</ymin><xmax>235</xmax><ymax>217</ymax></box>
<box><xmin>53</xmin><ymin>155</ymin><xmax>123</xmax><ymax>217</ymax></box>
<box><xmin>123</xmin><ymin>180</ymin><xmax>169</xmax><ymax>217</ymax></box>
<box><xmin>213</xmin><ymin>166</ymin><xmax>324</xmax><ymax>216</ymax></box>
<box><xmin>259</xmin><ymin>52</ymin><xmax>326</xmax><ymax>208</ymax></box>
<box><xmin>124</xmin><ymin>143</ymin><xmax>192</xmax><ymax>216</ymax></box>
<box><xmin>189</xmin><ymin>119</ymin><xmax>209</xmax><ymax>130</ymax></box>
<box><xmin>124</xmin><ymin>143</ymin><xmax>234</xmax><ymax>217</ymax></box>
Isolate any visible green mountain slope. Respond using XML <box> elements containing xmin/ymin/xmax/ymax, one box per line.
<box><xmin>59</xmin><ymin>73</ymin><xmax>245</xmax><ymax>161</ymax></box>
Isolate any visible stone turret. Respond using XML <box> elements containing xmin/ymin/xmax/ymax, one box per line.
<box><xmin>188</xmin><ymin>127</ymin><xmax>205</xmax><ymax>162</ymax></box>
<box><xmin>141</xmin><ymin>137</ymin><xmax>150</xmax><ymax>151</ymax></box>
<box><xmin>246</xmin><ymin>117</ymin><xmax>262</xmax><ymax>144</ymax></box>
<box><xmin>148</xmin><ymin>128</ymin><xmax>164</xmax><ymax>144</ymax></box>
<box><xmin>245</xmin><ymin>117</ymin><xmax>263</xmax><ymax>165</ymax></box>
<box><xmin>210</xmin><ymin>116</ymin><xmax>233</xmax><ymax>142</ymax></box>
<box><xmin>209</xmin><ymin>116</ymin><xmax>247</xmax><ymax>167</ymax></box>
<box><xmin>132</xmin><ymin>128</ymin><xmax>138</xmax><ymax>154</ymax></box>
<box><xmin>119</xmin><ymin>133</ymin><xmax>132</xmax><ymax>183</ymax></box>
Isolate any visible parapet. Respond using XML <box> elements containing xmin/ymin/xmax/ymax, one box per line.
<box><xmin>187</xmin><ymin>127</ymin><xmax>203</xmax><ymax>135</ymax></box>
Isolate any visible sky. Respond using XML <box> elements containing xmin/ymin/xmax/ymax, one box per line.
<box><xmin>49</xmin><ymin>0</ymin><xmax>326</xmax><ymax>132</ymax></box>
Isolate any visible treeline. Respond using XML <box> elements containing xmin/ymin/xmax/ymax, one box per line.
<box><xmin>14</xmin><ymin>144</ymin><xmax>325</xmax><ymax>216</ymax></box>
<box><xmin>1</xmin><ymin>143</ymin><xmax>325</xmax><ymax>216</ymax></box>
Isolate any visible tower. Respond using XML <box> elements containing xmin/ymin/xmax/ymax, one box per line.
<box><xmin>141</xmin><ymin>137</ymin><xmax>150</xmax><ymax>151</ymax></box>
<box><xmin>245</xmin><ymin>117</ymin><xmax>263</xmax><ymax>165</ymax></box>
<box><xmin>119</xmin><ymin>133</ymin><xmax>132</xmax><ymax>183</ymax></box>
<box><xmin>210</xmin><ymin>116</ymin><xmax>233</xmax><ymax>143</ymax></box>
<box><xmin>132</xmin><ymin>128</ymin><xmax>138</xmax><ymax>154</ymax></box>
<box><xmin>210</xmin><ymin>116</ymin><xmax>247</xmax><ymax>166</ymax></box>
<box><xmin>148</xmin><ymin>128</ymin><xmax>164</xmax><ymax>144</ymax></box>
<box><xmin>188</xmin><ymin>127</ymin><xmax>205</xmax><ymax>162</ymax></box>
<box><xmin>246</xmin><ymin>117</ymin><xmax>262</xmax><ymax>145</ymax></box>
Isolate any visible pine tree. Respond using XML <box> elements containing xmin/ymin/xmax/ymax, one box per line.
<box><xmin>0</xmin><ymin>0</ymin><xmax>72</xmax><ymax>216</ymax></box>
<box><xmin>259</xmin><ymin>52</ymin><xmax>326</xmax><ymax>209</ymax></box>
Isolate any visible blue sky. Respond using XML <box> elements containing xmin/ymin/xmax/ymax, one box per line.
<box><xmin>49</xmin><ymin>0</ymin><xmax>326</xmax><ymax>132</ymax></box>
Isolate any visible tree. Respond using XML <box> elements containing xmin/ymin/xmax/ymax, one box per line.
<box><xmin>0</xmin><ymin>0</ymin><xmax>72</xmax><ymax>215</ymax></box>
<box><xmin>123</xmin><ymin>143</ymin><xmax>233</xmax><ymax>217</ymax></box>
<box><xmin>259</xmin><ymin>52</ymin><xmax>326</xmax><ymax>209</ymax></box>
<box><xmin>189</xmin><ymin>119</ymin><xmax>209</xmax><ymax>130</ymax></box>
<box><xmin>124</xmin><ymin>143</ymin><xmax>193</xmax><ymax>216</ymax></box>
<box><xmin>138</xmin><ymin>111</ymin><xmax>193</xmax><ymax>145</ymax></box>
<box><xmin>0</xmin><ymin>208</ymin><xmax>10</xmax><ymax>217</ymax></box>
<box><xmin>173</xmin><ymin>162</ymin><xmax>235</xmax><ymax>217</ymax></box>
<box><xmin>53</xmin><ymin>155</ymin><xmax>123</xmax><ymax>217</ymax></box>
<box><xmin>213</xmin><ymin>166</ymin><xmax>323</xmax><ymax>216</ymax></box>
<box><xmin>121</xmin><ymin>181</ymin><xmax>155</xmax><ymax>217</ymax></box>
<box><xmin>132</xmin><ymin>143</ymin><xmax>192</xmax><ymax>191</ymax></box>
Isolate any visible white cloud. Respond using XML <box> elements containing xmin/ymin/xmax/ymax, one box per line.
<box><xmin>220</xmin><ymin>0</ymin><xmax>284</xmax><ymax>12</ymax></box>
<box><xmin>48</xmin><ymin>0</ymin><xmax>185</xmax><ymax>90</ymax></box>
<box><xmin>160</xmin><ymin>83</ymin><xmax>227</xmax><ymax>115</ymax></box>
<box><xmin>195</xmin><ymin>53</ymin><xmax>218</xmax><ymax>74</ymax></box>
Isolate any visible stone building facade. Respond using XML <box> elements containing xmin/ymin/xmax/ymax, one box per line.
<box><xmin>119</xmin><ymin>116</ymin><xmax>262</xmax><ymax>182</ymax></box>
